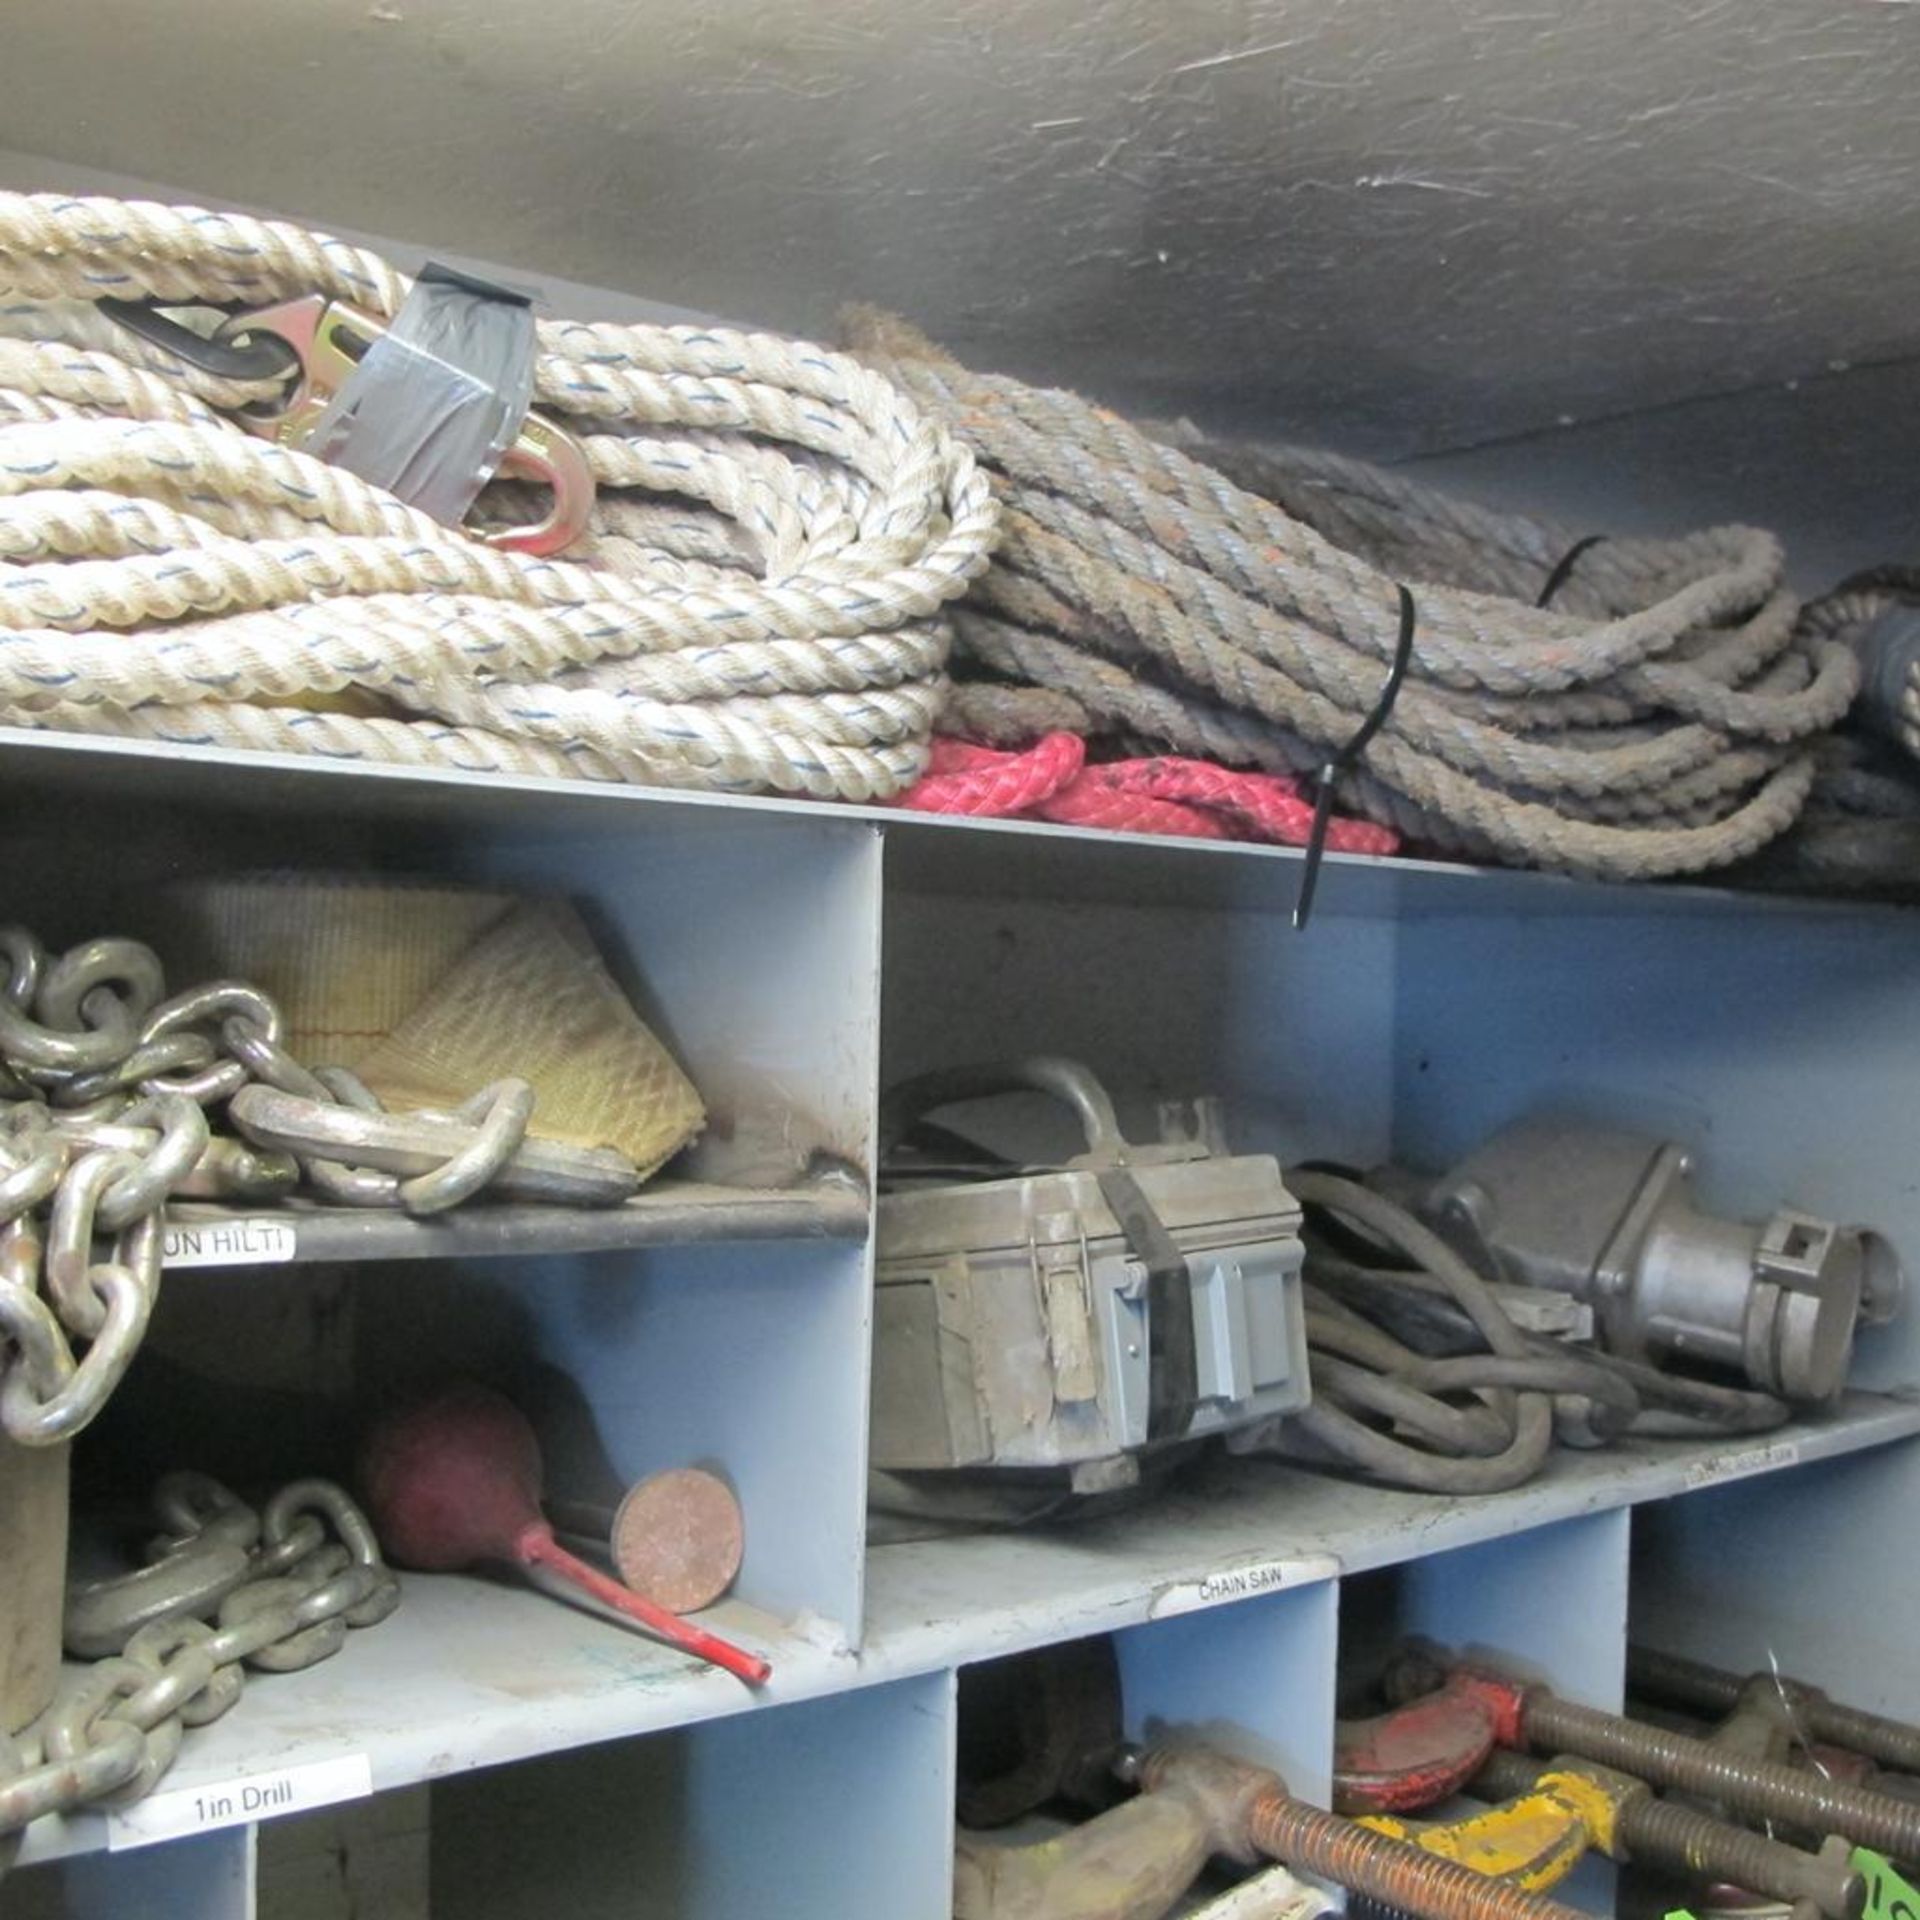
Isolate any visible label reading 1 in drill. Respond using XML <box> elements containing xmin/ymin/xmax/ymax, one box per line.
<box><xmin>107</xmin><ymin>1755</ymin><xmax>372</xmax><ymax>1849</ymax></box>
<box><xmin>1855</xmin><ymin>1849</ymin><xmax>1920</xmax><ymax>1920</ymax></box>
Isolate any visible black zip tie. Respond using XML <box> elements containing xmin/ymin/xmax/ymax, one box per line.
<box><xmin>1535</xmin><ymin>533</ymin><xmax>1608</xmax><ymax>609</ymax></box>
<box><xmin>1294</xmin><ymin>582</ymin><xmax>1416</xmax><ymax>931</ymax></box>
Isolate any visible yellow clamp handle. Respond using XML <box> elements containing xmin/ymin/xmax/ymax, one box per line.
<box><xmin>1358</xmin><ymin>1770</ymin><xmax>1626</xmax><ymax>1893</ymax></box>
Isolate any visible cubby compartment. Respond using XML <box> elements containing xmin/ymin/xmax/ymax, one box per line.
<box><xmin>5</xmin><ymin>752</ymin><xmax>890</xmax><ymax>1876</ymax></box>
<box><xmin>1339</xmin><ymin>1512</ymin><xmax>1629</xmax><ymax>1715</ymax></box>
<box><xmin>1337</xmin><ymin>1515</ymin><xmax>1631</xmax><ymax>1918</ymax></box>
<box><xmin>429</xmin><ymin>1669</ymin><xmax>956</xmax><ymax>1920</ymax></box>
<box><xmin>4</xmin><ymin>747</ymin><xmax>885</xmax><ymax>1214</ymax></box>
<box><xmin>3</xmin><ymin>1827</ymin><xmax>256</xmax><ymax>1920</ymax></box>
<box><xmin>66</xmin><ymin>1235</ymin><xmax>871</xmax><ymax>1746</ymax></box>
<box><xmin>1115</xmin><ymin>1579</ymin><xmax>1340</xmax><ymax>1811</ymax></box>
<box><xmin>1629</xmin><ymin>1443</ymin><xmax>1920</xmax><ymax>1720</ymax></box>
<box><xmin>949</xmin><ymin>1596</ymin><xmax>1337</xmax><ymax>1920</ymax></box>
<box><xmin>1392</xmin><ymin>892</ymin><xmax>1920</xmax><ymax>1393</ymax></box>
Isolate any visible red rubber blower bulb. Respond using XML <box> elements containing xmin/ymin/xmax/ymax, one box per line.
<box><xmin>358</xmin><ymin>1382</ymin><xmax>771</xmax><ymax>1686</ymax></box>
<box><xmin>360</xmin><ymin>1381</ymin><xmax>547</xmax><ymax>1572</ymax></box>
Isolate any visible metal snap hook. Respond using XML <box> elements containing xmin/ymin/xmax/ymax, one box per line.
<box><xmin>218</xmin><ymin>295</ymin><xmax>594</xmax><ymax>555</ymax></box>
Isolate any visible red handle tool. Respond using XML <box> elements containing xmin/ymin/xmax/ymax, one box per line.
<box><xmin>361</xmin><ymin>1382</ymin><xmax>771</xmax><ymax>1687</ymax></box>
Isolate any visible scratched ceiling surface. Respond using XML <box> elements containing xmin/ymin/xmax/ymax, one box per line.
<box><xmin>4</xmin><ymin>0</ymin><xmax>1918</xmax><ymax>457</ymax></box>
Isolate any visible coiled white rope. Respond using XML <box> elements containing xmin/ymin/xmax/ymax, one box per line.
<box><xmin>0</xmin><ymin>194</ymin><xmax>999</xmax><ymax>798</ymax></box>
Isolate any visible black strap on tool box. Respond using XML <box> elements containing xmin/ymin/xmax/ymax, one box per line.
<box><xmin>1096</xmin><ymin>1167</ymin><xmax>1199</xmax><ymax>1441</ymax></box>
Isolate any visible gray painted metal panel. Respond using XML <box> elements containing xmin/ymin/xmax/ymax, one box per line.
<box><xmin>5</xmin><ymin>5</ymin><xmax>1919</xmax><ymax>458</ymax></box>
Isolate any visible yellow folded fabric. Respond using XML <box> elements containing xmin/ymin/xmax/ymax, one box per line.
<box><xmin>158</xmin><ymin>878</ymin><xmax>704</xmax><ymax>1174</ymax></box>
<box><xmin>352</xmin><ymin>899</ymin><xmax>704</xmax><ymax>1174</ymax></box>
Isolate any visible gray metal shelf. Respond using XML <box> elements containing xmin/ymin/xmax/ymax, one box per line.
<box><xmin>20</xmin><ymin>1390</ymin><xmax>1917</xmax><ymax>1873</ymax></box>
<box><xmin>861</xmin><ymin>1390</ymin><xmax>1920</xmax><ymax>1672</ymax></box>
<box><xmin>159</xmin><ymin>1179</ymin><xmax>869</xmax><ymax>1269</ymax></box>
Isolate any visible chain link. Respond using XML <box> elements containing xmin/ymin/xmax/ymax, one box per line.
<box><xmin>0</xmin><ymin>1474</ymin><xmax>399</xmax><ymax>1873</ymax></box>
<box><xmin>0</xmin><ymin>924</ymin><xmax>642</xmax><ymax>1445</ymax></box>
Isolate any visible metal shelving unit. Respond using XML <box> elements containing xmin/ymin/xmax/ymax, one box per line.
<box><xmin>5</xmin><ymin>725</ymin><xmax>1918</xmax><ymax>1920</ymax></box>
<box><xmin>7</xmin><ymin>98</ymin><xmax>1920</xmax><ymax>1914</ymax></box>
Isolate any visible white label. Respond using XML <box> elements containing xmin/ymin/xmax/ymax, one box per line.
<box><xmin>162</xmin><ymin>1218</ymin><xmax>298</xmax><ymax>1268</ymax></box>
<box><xmin>1148</xmin><ymin>1553</ymin><xmax>1337</xmax><ymax>1619</ymax></box>
<box><xmin>108</xmin><ymin>1754</ymin><xmax>372</xmax><ymax>1850</ymax></box>
<box><xmin>1684</xmin><ymin>1439</ymin><xmax>1799</xmax><ymax>1490</ymax></box>
<box><xmin>1192</xmin><ymin>1866</ymin><xmax>1333</xmax><ymax>1920</ymax></box>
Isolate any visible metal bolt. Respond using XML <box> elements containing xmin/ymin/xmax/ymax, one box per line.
<box><xmin>1246</xmin><ymin>1791</ymin><xmax>1592</xmax><ymax>1920</ymax></box>
<box><xmin>1128</xmin><ymin>1742</ymin><xmax>1588</xmax><ymax>1920</ymax></box>
<box><xmin>1630</xmin><ymin>1646</ymin><xmax>1920</xmax><ymax>1779</ymax></box>
<box><xmin>1521</xmin><ymin>1693</ymin><xmax>1920</xmax><ymax>1865</ymax></box>
<box><xmin>1474</xmin><ymin>1750</ymin><xmax>1864</xmax><ymax>1920</ymax></box>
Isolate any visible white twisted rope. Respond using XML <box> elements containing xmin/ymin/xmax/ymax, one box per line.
<box><xmin>0</xmin><ymin>194</ymin><xmax>999</xmax><ymax>799</ymax></box>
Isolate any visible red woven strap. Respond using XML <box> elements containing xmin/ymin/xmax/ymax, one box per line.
<box><xmin>1037</xmin><ymin>767</ymin><xmax>1233</xmax><ymax>839</ymax></box>
<box><xmin>885</xmin><ymin>732</ymin><xmax>1085</xmax><ymax>815</ymax></box>
<box><xmin>887</xmin><ymin>738</ymin><xmax>1401</xmax><ymax>857</ymax></box>
<box><xmin>1104</xmin><ymin>758</ymin><xmax>1401</xmax><ymax>855</ymax></box>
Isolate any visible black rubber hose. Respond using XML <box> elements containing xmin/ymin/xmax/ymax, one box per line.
<box><xmin>1307</xmin><ymin>1248</ymin><xmax>1787</xmax><ymax>1438</ymax></box>
<box><xmin>1283</xmin><ymin>1170</ymin><xmax>1555</xmax><ymax>1494</ymax></box>
<box><xmin>1522</xmin><ymin>1338</ymin><xmax>1791</xmax><ymax>1436</ymax></box>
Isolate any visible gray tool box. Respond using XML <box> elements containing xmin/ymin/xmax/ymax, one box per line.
<box><xmin>872</xmin><ymin>1058</ymin><xmax>1312</xmax><ymax>1491</ymax></box>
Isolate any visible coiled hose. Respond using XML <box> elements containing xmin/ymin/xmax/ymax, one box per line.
<box><xmin>0</xmin><ymin>193</ymin><xmax>997</xmax><ymax>798</ymax></box>
<box><xmin>845</xmin><ymin>309</ymin><xmax>1867</xmax><ymax>880</ymax></box>
<box><xmin>1237</xmin><ymin>1170</ymin><xmax>1790</xmax><ymax>1496</ymax></box>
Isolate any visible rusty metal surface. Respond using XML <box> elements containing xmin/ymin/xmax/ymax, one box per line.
<box><xmin>611</xmin><ymin>1468</ymin><xmax>745</xmax><ymax>1616</ymax></box>
<box><xmin>1334</xmin><ymin>1674</ymin><xmax>1503</xmax><ymax>1814</ymax></box>
<box><xmin>1629</xmin><ymin>1644</ymin><xmax>1920</xmax><ymax>1779</ymax></box>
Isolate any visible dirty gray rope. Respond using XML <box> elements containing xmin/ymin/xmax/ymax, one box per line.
<box><xmin>0</xmin><ymin>925</ymin><xmax>638</xmax><ymax>1448</ymax></box>
<box><xmin>846</xmin><ymin>310</ymin><xmax>1861</xmax><ymax>879</ymax></box>
<box><xmin>0</xmin><ymin>193</ymin><xmax>997</xmax><ymax>798</ymax></box>
<box><xmin>1</xmin><ymin>1473</ymin><xmax>397</xmax><ymax>1876</ymax></box>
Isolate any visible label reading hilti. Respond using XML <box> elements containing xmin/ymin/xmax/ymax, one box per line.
<box><xmin>1855</xmin><ymin>1849</ymin><xmax>1920</xmax><ymax>1920</ymax></box>
<box><xmin>1682</xmin><ymin>1440</ymin><xmax>1799</xmax><ymax>1490</ymax></box>
<box><xmin>162</xmin><ymin>1218</ymin><xmax>298</xmax><ymax>1268</ymax></box>
<box><xmin>1148</xmin><ymin>1553</ymin><xmax>1337</xmax><ymax>1619</ymax></box>
<box><xmin>107</xmin><ymin>1754</ymin><xmax>372</xmax><ymax>1850</ymax></box>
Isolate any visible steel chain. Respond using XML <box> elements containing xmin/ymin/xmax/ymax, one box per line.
<box><xmin>0</xmin><ymin>1473</ymin><xmax>399</xmax><ymax>1876</ymax></box>
<box><xmin>0</xmin><ymin>924</ymin><xmax>640</xmax><ymax>1445</ymax></box>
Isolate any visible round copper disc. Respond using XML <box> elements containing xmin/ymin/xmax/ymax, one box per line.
<box><xmin>611</xmin><ymin>1468</ymin><xmax>744</xmax><ymax>1614</ymax></box>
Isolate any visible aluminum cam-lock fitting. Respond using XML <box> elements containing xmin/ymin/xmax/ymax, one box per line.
<box><xmin>1423</xmin><ymin>1115</ymin><xmax>1901</xmax><ymax>1404</ymax></box>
